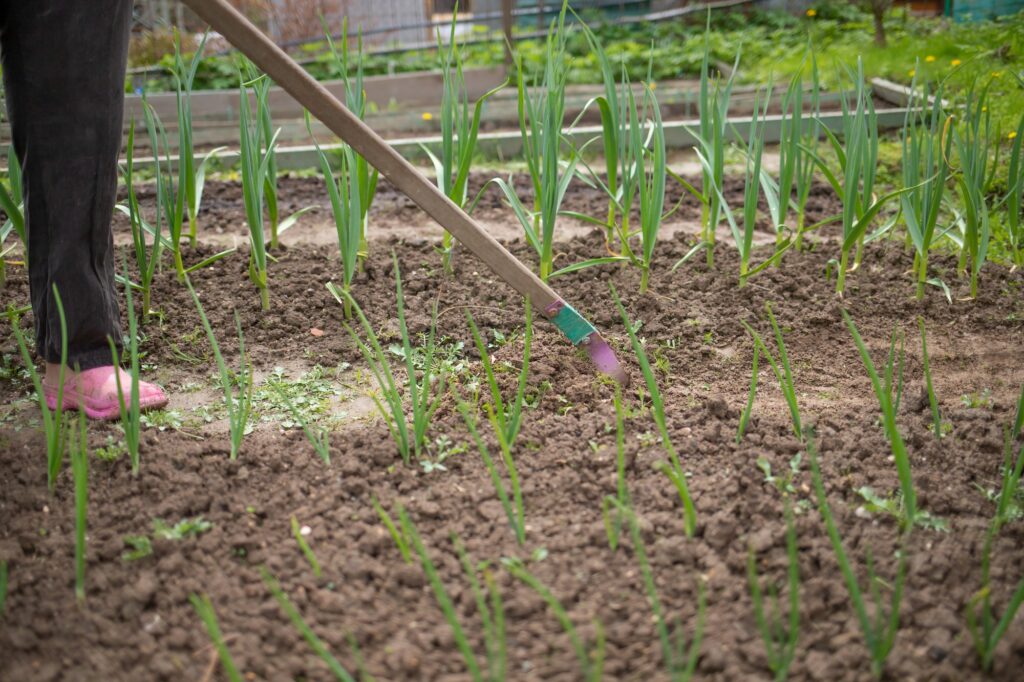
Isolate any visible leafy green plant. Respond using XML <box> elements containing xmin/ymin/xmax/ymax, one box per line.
<box><xmin>7</xmin><ymin>285</ymin><xmax>68</xmax><ymax>490</ymax></box>
<box><xmin>611</xmin><ymin>284</ymin><xmax>697</xmax><ymax>537</ymax></box>
<box><xmin>466</xmin><ymin>306</ymin><xmax>531</xmax><ymax>445</ymax></box>
<box><xmin>504</xmin><ymin>559</ymin><xmax>605</xmax><ymax>681</ymax></box>
<box><xmin>606</xmin><ymin>497</ymin><xmax>705</xmax><ymax>680</ymax></box>
<box><xmin>747</xmin><ymin>502</ymin><xmax>799</xmax><ymax>681</ymax></box>
<box><xmin>424</xmin><ymin>11</ymin><xmax>506</xmax><ymax>271</ymax></box>
<box><xmin>186</xmin><ymin>278</ymin><xmax>253</xmax><ymax>459</ymax></box>
<box><xmin>123</xmin><ymin>516</ymin><xmax>213</xmax><ymax>561</ymax></box>
<box><xmin>967</xmin><ymin>386</ymin><xmax>1024</xmax><ymax>671</ymax></box>
<box><xmin>635</xmin><ymin>83</ymin><xmax>668</xmax><ymax>293</ymax></box>
<box><xmin>238</xmin><ymin>70</ymin><xmax>278</xmax><ymax>310</ymax></box>
<box><xmin>260</xmin><ymin>568</ymin><xmax>356</xmax><ymax>681</ymax></box>
<box><xmin>951</xmin><ymin>86</ymin><xmax>995</xmax><ymax>298</ymax></box>
<box><xmin>842</xmin><ymin>311</ymin><xmax>917</xmax><ymax>526</ymax></box>
<box><xmin>190</xmin><ymin>593</ymin><xmax>243</xmax><ymax>682</ymax></box>
<box><xmin>70</xmin><ymin>409</ymin><xmax>89</xmax><ymax>603</ymax></box>
<box><xmin>387</xmin><ymin>504</ymin><xmax>506</xmax><ymax>681</ymax></box>
<box><xmin>807</xmin><ymin>434</ymin><xmax>909</xmax><ymax>679</ymax></box>
<box><xmin>1004</xmin><ymin>109</ymin><xmax>1024</xmax><ymax>267</ymax></box>
<box><xmin>786</xmin><ymin>51</ymin><xmax>822</xmax><ymax>252</ymax></box>
<box><xmin>270</xmin><ymin>380</ymin><xmax>330</xmax><ymax>464</ymax></box>
<box><xmin>901</xmin><ymin>76</ymin><xmax>951</xmax><ymax>300</ymax></box>
<box><xmin>740</xmin><ymin>303</ymin><xmax>803</xmax><ymax>441</ymax></box>
<box><xmin>458</xmin><ymin>401</ymin><xmax>525</xmax><ymax>544</ymax></box>
<box><xmin>173</xmin><ymin>30</ymin><xmax>225</xmax><ymax>248</ymax></box>
<box><xmin>855</xmin><ymin>486</ymin><xmax>948</xmax><ymax>532</ymax></box>
<box><xmin>117</xmin><ymin>119</ymin><xmax>164</xmax><ymax>317</ymax></box>
<box><xmin>291</xmin><ymin>516</ymin><xmax>321</xmax><ymax>578</ymax></box>
<box><xmin>918</xmin><ymin>317</ymin><xmax>942</xmax><ymax>439</ymax></box>
<box><xmin>0</xmin><ymin>144</ymin><xmax>25</xmax><ymax>288</ymax></box>
<box><xmin>328</xmin><ymin>254</ymin><xmax>446</xmax><ymax>465</ymax></box>
<box><xmin>108</xmin><ymin>263</ymin><xmax>143</xmax><ymax>475</ymax></box>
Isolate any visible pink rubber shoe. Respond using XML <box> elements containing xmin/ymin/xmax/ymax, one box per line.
<box><xmin>43</xmin><ymin>365</ymin><xmax>169</xmax><ymax>421</ymax></box>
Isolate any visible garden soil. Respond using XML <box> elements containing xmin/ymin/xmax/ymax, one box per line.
<box><xmin>2</xmin><ymin>173</ymin><xmax>1024</xmax><ymax>681</ymax></box>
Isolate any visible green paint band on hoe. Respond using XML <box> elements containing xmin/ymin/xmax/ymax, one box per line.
<box><xmin>183</xmin><ymin>0</ymin><xmax>630</xmax><ymax>386</ymax></box>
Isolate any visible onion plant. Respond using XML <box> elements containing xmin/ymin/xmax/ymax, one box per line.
<box><xmin>635</xmin><ymin>83</ymin><xmax>667</xmax><ymax>293</ymax></box>
<box><xmin>807</xmin><ymin>434</ymin><xmax>909</xmax><ymax>679</ymax></box>
<box><xmin>690</xmin><ymin>15</ymin><xmax>738</xmax><ymax>269</ymax></box>
<box><xmin>606</xmin><ymin>496</ymin><xmax>705</xmax><ymax>680</ymax></box>
<box><xmin>601</xmin><ymin>384</ymin><xmax>631</xmax><ymax>548</ymax></box>
<box><xmin>747</xmin><ymin>501</ymin><xmax>799</xmax><ymax>681</ymax></box>
<box><xmin>189</xmin><ymin>593</ymin><xmax>243</xmax><ymax>682</ymax></box>
<box><xmin>504</xmin><ymin>559</ymin><xmax>605</xmax><ymax>681</ymax></box>
<box><xmin>787</xmin><ymin>53</ymin><xmax>822</xmax><ymax>252</ymax></box>
<box><xmin>967</xmin><ymin>386</ymin><xmax>1024</xmax><ymax>672</ymax></box>
<box><xmin>322</xmin><ymin>19</ymin><xmax>377</xmax><ymax>261</ymax></box>
<box><xmin>291</xmin><ymin>516</ymin><xmax>321</xmax><ymax>578</ymax></box>
<box><xmin>389</xmin><ymin>503</ymin><xmax>507</xmax><ymax>682</ymax></box>
<box><xmin>736</xmin><ymin>345</ymin><xmax>760</xmax><ymax>443</ymax></box>
<box><xmin>918</xmin><ymin>318</ymin><xmax>943</xmax><ymax>439</ymax></box>
<box><xmin>328</xmin><ymin>254</ymin><xmax>445</xmax><ymax>465</ymax></box>
<box><xmin>901</xmin><ymin>75</ymin><xmax>952</xmax><ymax>300</ymax></box>
<box><xmin>466</xmin><ymin>306</ymin><xmax>531</xmax><ymax>445</ymax></box>
<box><xmin>118</xmin><ymin>119</ymin><xmax>163</xmax><ymax>318</ymax></box>
<box><xmin>0</xmin><ymin>144</ymin><xmax>25</xmax><ymax>288</ymax></box>
<box><xmin>239</xmin><ymin>71</ymin><xmax>278</xmax><ymax>309</ymax></box>
<box><xmin>186</xmin><ymin>278</ymin><xmax>253</xmax><ymax>459</ymax></box>
<box><xmin>611</xmin><ymin>284</ymin><xmax>697</xmax><ymax>537</ymax></box>
<box><xmin>107</xmin><ymin>264</ymin><xmax>142</xmax><ymax>476</ymax></box>
<box><xmin>951</xmin><ymin>87</ymin><xmax>995</xmax><ymax>298</ymax></box>
<box><xmin>8</xmin><ymin>285</ymin><xmax>68</xmax><ymax>489</ymax></box>
<box><xmin>740</xmin><ymin>303</ymin><xmax>803</xmax><ymax>441</ymax></box>
<box><xmin>260</xmin><ymin>568</ymin><xmax>357</xmax><ymax>681</ymax></box>
<box><xmin>173</xmin><ymin>30</ymin><xmax>225</xmax><ymax>248</ymax></box>
<box><xmin>424</xmin><ymin>11</ymin><xmax>506</xmax><ymax>272</ymax></box>
<box><xmin>842</xmin><ymin>311</ymin><xmax>916</xmax><ymax>525</ymax></box>
<box><xmin>71</xmin><ymin>409</ymin><xmax>88</xmax><ymax>604</ymax></box>
<box><xmin>1005</xmin><ymin>110</ymin><xmax>1024</xmax><ymax>268</ymax></box>
<box><xmin>458</xmin><ymin>401</ymin><xmax>525</xmax><ymax>545</ymax></box>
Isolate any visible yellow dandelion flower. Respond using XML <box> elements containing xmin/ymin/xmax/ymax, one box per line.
<box><xmin>992</xmin><ymin>71</ymin><xmax>1003</xmax><ymax>78</ymax></box>
<box><xmin>1010</xmin><ymin>131</ymin><xmax>1019</xmax><ymax>140</ymax></box>
<box><xmin>982</xmin><ymin>106</ymin><xmax>988</xmax><ymax>112</ymax></box>
<box><xmin>421</xmin><ymin>112</ymin><xmax>433</xmax><ymax>121</ymax></box>
<box><xmin>925</xmin><ymin>55</ymin><xmax>936</xmax><ymax>63</ymax></box>
<box><xmin>806</xmin><ymin>8</ymin><xmax>817</xmax><ymax>17</ymax></box>
<box><xmin>908</xmin><ymin>69</ymin><xmax>916</xmax><ymax>77</ymax></box>
<box><xmin>951</xmin><ymin>58</ymin><xmax>962</xmax><ymax>67</ymax></box>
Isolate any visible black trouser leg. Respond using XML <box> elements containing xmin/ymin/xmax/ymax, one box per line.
<box><xmin>0</xmin><ymin>0</ymin><xmax>131</xmax><ymax>370</ymax></box>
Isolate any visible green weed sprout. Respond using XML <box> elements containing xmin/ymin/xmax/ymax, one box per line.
<box><xmin>967</xmin><ymin>386</ymin><xmax>1024</xmax><ymax>671</ymax></box>
<box><xmin>918</xmin><ymin>318</ymin><xmax>942</xmax><ymax>439</ymax></box>
<box><xmin>807</xmin><ymin>434</ymin><xmax>908</xmax><ymax>679</ymax></box>
<box><xmin>466</xmin><ymin>306</ymin><xmax>531</xmax><ymax>445</ymax></box>
<box><xmin>108</xmin><ymin>263</ymin><xmax>143</xmax><ymax>475</ymax></box>
<box><xmin>321</xmin><ymin>18</ymin><xmax>377</xmax><ymax>260</ymax></box>
<box><xmin>328</xmin><ymin>254</ymin><xmax>446</xmax><ymax>465</ymax></box>
<box><xmin>608</xmin><ymin>497</ymin><xmax>705</xmax><ymax>680</ymax></box>
<box><xmin>7</xmin><ymin>285</ymin><xmax>68</xmax><ymax>489</ymax></box>
<box><xmin>504</xmin><ymin>559</ymin><xmax>605</xmax><ymax>681</ymax></box>
<box><xmin>260</xmin><ymin>568</ymin><xmax>357</xmax><ymax>681</ymax></box>
<box><xmin>842</xmin><ymin>311</ymin><xmax>916</xmax><ymax>525</ymax></box>
<box><xmin>189</xmin><ymin>593</ymin><xmax>243</xmax><ymax>682</ymax></box>
<box><xmin>740</xmin><ymin>303</ymin><xmax>803</xmax><ymax>441</ymax></box>
<box><xmin>458</xmin><ymin>401</ymin><xmax>525</xmax><ymax>544</ymax></box>
<box><xmin>389</xmin><ymin>504</ymin><xmax>506</xmax><ymax>681</ymax></box>
<box><xmin>901</xmin><ymin>74</ymin><xmax>951</xmax><ymax>300</ymax></box>
<box><xmin>173</xmin><ymin>30</ymin><xmax>225</xmax><ymax>248</ymax></box>
<box><xmin>747</xmin><ymin>502</ymin><xmax>800</xmax><ymax>681</ymax></box>
<box><xmin>291</xmin><ymin>516</ymin><xmax>321</xmax><ymax>578</ymax></box>
<box><xmin>951</xmin><ymin>86</ymin><xmax>995</xmax><ymax>298</ymax></box>
<box><xmin>611</xmin><ymin>284</ymin><xmax>697</xmax><ymax>537</ymax></box>
<box><xmin>736</xmin><ymin>345</ymin><xmax>760</xmax><ymax>443</ymax></box>
<box><xmin>0</xmin><ymin>144</ymin><xmax>25</xmax><ymax>287</ymax></box>
<box><xmin>271</xmin><ymin>380</ymin><xmax>330</xmax><ymax>464</ymax></box>
<box><xmin>71</xmin><ymin>409</ymin><xmax>88</xmax><ymax>604</ymax></box>
<box><xmin>186</xmin><ymin>278</ymin><xmax>253</xmax><ymax>459</ymax></box>
<box><xmin>601</xmin><ymin>383</ymin><xmax>632</xmax><ymax>548</ymax></box>
<box><xmin>424</xmin><ymin>9</ymin><xmax>506</xmax><ymax>272</ymax></box>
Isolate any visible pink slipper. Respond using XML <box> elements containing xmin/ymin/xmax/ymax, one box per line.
<box><xmin>43</xmin><ymin>366</ymin><xmax>169</xmax><ymax>421</ymax></box>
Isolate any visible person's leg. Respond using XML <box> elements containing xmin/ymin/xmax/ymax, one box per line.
<box><xmin>1</xmin><ymin>0</ymin><xmax>128</xmax><ymax>367</ymax></box>
<box><xmin>1</xmin><ymin>0</ymin><xmax>167</xmax><ymax>419</ymax></box>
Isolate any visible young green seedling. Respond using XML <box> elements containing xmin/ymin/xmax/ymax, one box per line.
<box><xmin>951</xmin><ymin>86</ymin><xmax>996</xmax><ymax>298</ymax></box>
<box><xmin>736</xmin><ymin>345</ymin><xmax>760</xmax><ymax>443</ymax></box>
<box><xmin>239</xmin><ymin>69</ymin><xmax>278</xmax><ymax>309</ymax></box>
<box><xmin>747</xmin><ymin>501</ymin><xmax>800</xmax><ymax>681</ymax></box>
<box><xmin>328</xmin><ymin>254</ymin><xmax>446</xmax><ymax>465</ymax></box>
<box><xmin>0</xmin><ymin>560</ymin><xmax>7</xmax><ymax>616</ymax></box>
<box><xmin>271</xmin><ymin>380</ymin><xmax>330</xmax><ymax>464</ymax></box>
<box><xmin>71</xmin><ymin>408</ymin><xmax>89</xmax><ymax>604</ymax></box>
<box><xmin>117</xmin><ymin>119</ymin><xmax>164</xmax><ymax>317</ymax></box>
<box><xmin>189</xmin><ymin>593</ymin><xmax>243</xmax><ymax>682</ymax></box>
<box><xmin>788</xmin><ymin>48</ymin><xmax>823</xmax><ymax>252</ymax></box>
<box><xmin>108</xmin><ymin>262</ymin><xmax>143</xmax><ymax>475</ymax></box>
<box><xmin>458</xmin><ymin>401</ymin><xmax>525</xmax><ymax>545</ymax></box>
<box><xmin>0</xmin><ymin>144</ymin><xmax>25</xmax><ymax>287</ymax></box>
<box><xmin>601</xmin><ymin>383</ymin><xmax>631</xmax><ymax>548</ymax></box>
<box><xmin>918</xmin><ymin>319</ymin><xmax>943</xmax><ymax>440</ymax></box>
<box><xmin>740</xmin><ymin>303</ymin><xmax>803</xmax><ymax>441</ymax></box>
<box><xmin>504</xmin><ymin>559</ymin><xmax>605</xmax><ymax>681</ymax></box>
<box><xmin>611</xmin><ymin>284</ymin><xmax>697</xmax><ymax>537</ymax></box>
<box><xmin>465</xmin><ymin>305</ymin><xmax>531</xmax><ymax>446</ymax></box>
<box><xmin>7</xmin><ymin>285</ymin><xmax>68</xmax><ymax>490</ymax></box>
<box><xmin>186</xmin><ymin>278</ymin><xmax>253</xmax><ymax>459</ymax></box>
<box><xmin>260</xmin><ymin>568</ymin><xmax>357</xmax><ymax>681</ymax></box>
<box><xmin>291</xmin><ymin>516</ymin><xmax>321</xmax><ymax>578</ymax></box>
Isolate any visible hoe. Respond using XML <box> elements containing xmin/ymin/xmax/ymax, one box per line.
<box><xmin>182</xmin><ymin>0</ymin><xmax>629</xmax><ymax>385</ymax></box>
